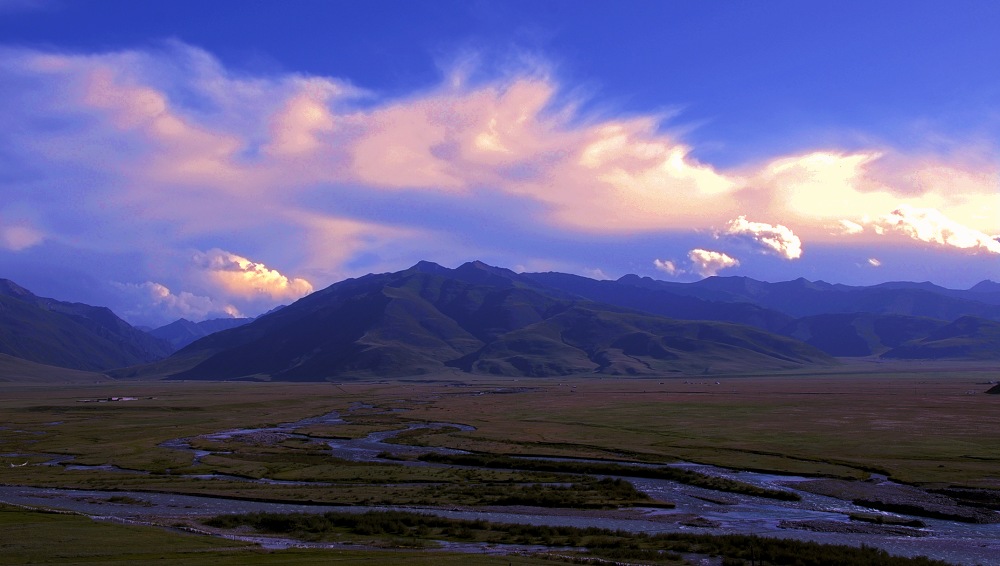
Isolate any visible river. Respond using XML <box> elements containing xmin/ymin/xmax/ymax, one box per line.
<box><xmin>2</xmin><ymin>408</ymin><xmax>998</xmax><ymax>565</ymax></box>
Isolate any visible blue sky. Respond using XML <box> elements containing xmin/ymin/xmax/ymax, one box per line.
<box><xmin>0</xmin><ymin>0</ymin><xmax>998</xmax><ymax>326</ymax></box>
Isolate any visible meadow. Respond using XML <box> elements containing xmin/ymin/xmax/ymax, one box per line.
<box><xmin>1</xmin><ymin>361</ymin><xmax>997</xmax><ymax>564</ymax></box>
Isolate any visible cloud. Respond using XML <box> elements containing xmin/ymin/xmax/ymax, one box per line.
<box><xmin>0</xmin><ymin>223</ymin><xmax>44</xmax><ymax>251</ymax></box>
<box><xmin>653</xmin><ymin>259</ymin><xmax>681</xmax><ymax>276</ymax></box>
<box><xmin>113</xmin><ymin>281</ymin><xmax>241</xmax><ymax>325</ymax></box>
<box><xmin>1</xmin><ymin>43</ymin><xmax>744</xmax><ymax>236</ymax></box>
<box><xmin>838</xmin><ymin>219</ymin><xmax>865</xmax><ymax>235</ymax></box>
<box><xmin>688</xmin><ymin>248</ymin><xmax>740</xmax><ymax>277</ymax></box>
<box><xmin>582</xmin><ymin>267</ymin><xmax>611</xmax><ymax>280</ymax></box>
<box><xmin>2</xmin><ymin>40</ymin><xmax>1000</xmax><ymax>323</ymax></box>
<box><xmin>746</xmin><ymin>151</ymin><xmax>998</xmax><ymax>242</ymax></box>
<box><xmin>868</xmin><ymin>258</ymin><xmax>882</xmax><ymax>267</ymax></box>
<box><xmin>871</xmin><ymin>205</ymin><xmax>1000</xmax><ymax>255</ymax></box>
<box><xmin>6</xmin><ymin>43</ymin><xmax>998</xmax><ymax>246</ymax></box>
<box><xmin>192</xmin><ymin>248</ymin><xmax>314</xmax><ymax>301</ymax></box>
<box><xmin>723</xmin><ymin>216</ymin><xmax>802</xmax><ymax>259</ymax></box>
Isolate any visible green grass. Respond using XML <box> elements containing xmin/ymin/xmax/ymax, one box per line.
<box><xmin>392</xmin><ymin>369</ymin><xmax>1000</xmax><ymax>487</ymax></box>
<box><xmin>417</xmin><ymin>452</ymin><xmax>798</xmax><ymax>500</ymax></box>
<box><xmin>0</xmin><ymin>504</ymin><xmax>557</xmax><ymax>565</ymax></box>
<box><xmin>203</xmin><ymin>509</ymin><xmax>949</xmax><ymax>566</ymax></box>
<box><xmin>1</xmin><ymin>369</ymin><xmax>995</xmax><ymax>564</ymax></box>
<box><xmin>4</xmin><ymin>370</ymin><xmax>1000</xmax><ymax>490</ymax></box>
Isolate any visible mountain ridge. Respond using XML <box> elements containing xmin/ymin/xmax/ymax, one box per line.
<box><xmin>5</xmin><ymin>264</ymin><xmax>1000</xmax><ymax>380</ymax></box>
<box><xmin>0</xmin><ymin>278</ymin><xmax>172</xmax><ymax>371</ymax></box>
<box><xmin>117</xmin><ymin>261</ymin><xmax>834</xmax><ymax>380</ymax></box>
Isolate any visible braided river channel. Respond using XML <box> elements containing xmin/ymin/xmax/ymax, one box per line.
<box><xmin>2</xmin><ymin>407</ymin><xmax>998</xmax><ymax>565</ymax></box>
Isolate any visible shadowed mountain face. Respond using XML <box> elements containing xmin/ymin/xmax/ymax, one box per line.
<box><xmin>778</xmin><ymin>313</ymin><xmax>948</xmax><ymax>357</ymax></box>
<box><xmin>148</xmin><ymin>317</ymin><xmax>253</xmax><ymax>351</ymax></box>
<box><xmin>0</xmin><ymin>279</ymin><xmax>172</xmax><ymax>371</ymax></box>
<box><xmin>523</xmin><ymin>272</ymin><xmax>794</xmax><ymax>332</ymax></box>
<box><xmin>126</xmin><ymin>262</ymin><xmax>833</xmax><ymax>381</ymax></box>
<box><xmin>522</xmin><ymin>273</ymin><xmax>1000</xmax><ymax>359</ymax></box>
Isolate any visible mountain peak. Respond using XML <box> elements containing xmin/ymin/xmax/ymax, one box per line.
<box><xmin>457</xmin><ymin>260</ymin><xmax>506</xmax><ymax>272</ymax></box>
<box><xmin>409</xmin><ymin>260</ymin><xmax>450</xmax><ymax>274</ymax></box>
<box><xmin>617</xmin><ymin>273</ymin><xmax>647</xmax><ymax>284</ymax></box>
<box><xmin>454</xmin><ymin>260</ymin><xmax>520</xmax><ymax>281</ymax></box>
<box><xmin>969</xmin><ymin>280</ymin><xmax>1000</xmax><ymax>293</ymax></box>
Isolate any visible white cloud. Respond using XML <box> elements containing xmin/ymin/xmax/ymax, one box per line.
<box><xmin>871</xmin><ymin>205</ymin><xmax>1000</xmax><ymax>255</ymax></box>
<box><xmin>582</xmin><ymin>267</ymin><xmax>611</xmax><ymax>280</ymax></box>
<box><xmin>193</xmin><ymin>248</ymin><xmax>314</xmax><ymax>301</ymax></box>
<box><xmin>747</xmin><ymin>151</ymin><xmax>999</xmax><ymax>243</ymax></box>
<box><xmin>114</xmin><ymin>281</ymin><xmax>241</xmax><ymax>325</ymax></box>
<box><xmin>688</xmin><ymin>249</ymin><xmax>740</xmax><ymax>277</ymax></box>
<box><xmin>723</xmin><ymin>216</ymin><xmax>802</xmax><ymax>259</ymax></box>
<box><xmin>838</xmin><ymin>219</ymin><xmax>865</xmax><ymax>235</ymax></box>
<box><xmin>868</xmin><ymin>258</ymin><xmax>882</xmax><ymax>267</ymax></box>
<box><xmin>653</xmin><ymin>258</ymin><xmax>681</xmax><ymax>276</ymax></box>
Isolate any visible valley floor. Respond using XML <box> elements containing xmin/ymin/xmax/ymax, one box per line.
<box><xmin>1</xmin><ymin>363</ymin><xmax>998</xmax><ymax>565</ymax></box>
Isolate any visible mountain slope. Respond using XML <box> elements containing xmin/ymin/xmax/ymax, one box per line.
<box><xmin>452</xmin><ymin>304</ymin><xmax>830</xmax><ymax>376</ymax></box>
<box><xmin>0</xmin><ymin>353</ymin><xmax>110</xmax><ymax>383</ymax></box>
<box><xmin>778</xmin><ymin>313</ymin><xmax>948</xmax><ymax>357</ymax></box>
<box><xmin>882</xmin><ymin>317</ymin><xmax>1000</xmax><ymax>360</ymax></box>
<box><xmin>122</xmin><ymin>261</ymin><xmax>833</xmax><ymax>380</ymax></box>
<box><xmin>0</xmin><ymin>279</ymin><xmax>171</xmax><ymax>371</ymax></box>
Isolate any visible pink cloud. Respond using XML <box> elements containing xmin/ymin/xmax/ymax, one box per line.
<box><xmin>192</xmin><ymin>248</ymin><xmax>314</xmax><ymax>301</ymax></box>
<box><xmin>2</xmin><ymin>39</ymin><xmax>999</xmax><ymax>308</ymax></box>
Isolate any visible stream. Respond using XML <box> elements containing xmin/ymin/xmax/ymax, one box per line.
<box><xmin>3</xmin><ymin>407</ymin><xmax>998</xmax><ymax>565</ymax></box>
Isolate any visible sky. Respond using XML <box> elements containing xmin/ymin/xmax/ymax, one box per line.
<box><xmin>0</xmin><ymin>0</ymin><xmax>998</xmax><ymax>327</ymax></box>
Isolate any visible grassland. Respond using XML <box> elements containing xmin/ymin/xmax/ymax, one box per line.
<box><xmin>201</xmin><ymin>509</ymin><xmax>951</xmax><ymax>566</ymax></box>
<box><xmin>2</xmin><ymin>364</ymin><xmax>999</xmax><ymax>488</ymax></box>
<box><xmin>0</xmin><ymin>504</ymin><xmax>553</xmax><ymax>565</ymax></box>
<box><xmin>387</xmin><ymin>364</ymin><xmax>1000</xmax><ymax>487</ymax></box>
<box><xmin>1</xmin><ymin>362</ymin><xmax>998</xmax><ymax>563</ymax></box>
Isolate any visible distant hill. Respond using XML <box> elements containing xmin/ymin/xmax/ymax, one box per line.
<box><xmin>0</xmin><ymin>278</ymin><xmax>171</xmax><ymax>371</ymax></box>
<box><xmin>608</xmin><ymin>276</ymin><xmax>1000</xmax><ymax>320</ymax></box>
<box><xmin>523</xmin><ymin>272</ymin><xmax>793</xmax><ymax>332</ymax></box>
<box><xmin>882</xmin><ymin>317</ymin><xmax>1000</xmax><ymax>360</ymax></box>
<box><xmin>524</xmin><ymin>273</ymin><xmax>1000</xmax><ymax>359</ymax></box>
<box><xmin>117</xmin><ymin>261</ymin><xmax>834</xmax><ymax>380</ymax></box>
<box><xmin>149</xmin><ymin>317</ymin><xmax>253</xmax><ymax>351</ymax></box>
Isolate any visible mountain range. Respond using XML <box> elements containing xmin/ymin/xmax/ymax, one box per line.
<box><xmin>148</xmin><ymin>317</ymin><xmax>254</xmax><ymax>351</ymax></box>
<box><xmin>118</xmin><ymin>261</ymin><xmax>832</xmax><ymax>380</ymax></box>
<box><xmin>2</xmin><ymin>262</ymin><xmax>999</xmax><ymax>381</ymax></box>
